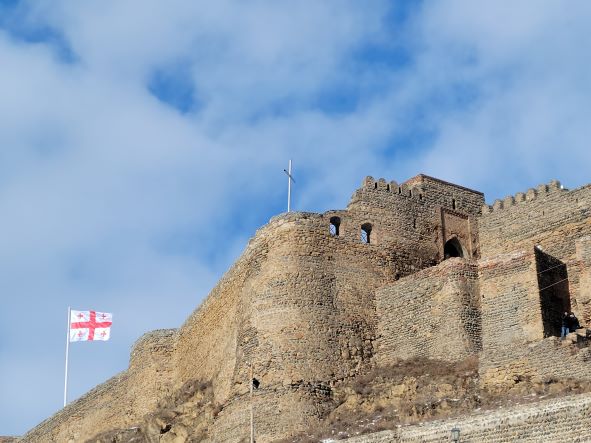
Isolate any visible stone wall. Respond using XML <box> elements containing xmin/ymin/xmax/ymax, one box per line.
<box><xmin>19</xmin><ymin>174</ymin><xmax>591</xmax><ymax>442</ymax></box>
<box><xmin>376</xmin><ymin>258</ymin><xmax>481</xmax><ymax>364</ymax></box>
<box><xmin>25</xmin><ymin>179</ymin><xmax>451</xmax><ymax>442</ymax></box>
<box><xmin>172</xmin><ymin>201</ymin><xmax>452</xmax><ymax>442</ymax></box>
<box><xmin>479</xmin><ymin>181</ymin><xmax>591</xmax><ymax>323</ymax></box>
<box><xmin>21</xmin><ymin>329</ymin><xmax>176</xmax><ymax>443</ymax></box>
<box><xmin>576</xmin><ymin>237</ymin><xmax>591</xmax><ymax>325</ymax></box>
<box><xmin>344</xmin><ymin>392</ymin><xmax>591</xmax><ymax>442</ymax></box>
<box><xmin>348</xmin><ymin>175</ymin><xmax>483</xmax><ymax>262</ymax></box>
<box><xmin>478</xmin><ymin>251</ymin><xmax>591</xmax><ymax>386</ymax></box>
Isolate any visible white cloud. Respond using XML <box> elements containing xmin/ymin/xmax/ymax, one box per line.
<box><xmin>2</xmin><ymin>0</ymin><xmax>591</xmax><ymax>435</ymax></box>
<box><xmin>405</xmin><ymin>0</ymin><xmax>591</xmax><ymax>195</ymax></box>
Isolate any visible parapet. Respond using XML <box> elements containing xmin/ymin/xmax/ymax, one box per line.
<box><xmin>129</xmin><ymin>328</ymin><xmax>177</xmax><ymax>369</ymax></box>
<box><xmin>481</xmin><ymin>179</ymin><xmax>564</xmax><ymax>214</ymax></box>
<box><xmin>359</xmin><ymin>176</ymin><xmax>425</xmax><ymax>200</ymax></box>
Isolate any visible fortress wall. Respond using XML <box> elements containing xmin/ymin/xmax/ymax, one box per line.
<box><xmin>23</xmin><ymin>203</ymin><xmax>436</xmax><ymax>443</ymax></box>
<box><xmin>479</xmin><ymin>184</ymin><xmax>591</xmax><ymax>321</ymax></box>
<box><xmin>173</xmin><ymin>211</ymin><xmax>408</xmax><ymax>442</ymax></box>
<box><xmin>344</xmin><ymin>392</ymin><xmax>591</xmax><ymax>443</ymax></box>
<box><xmin>209</xmin><ymin>385</ymin><xmax>333</xmax><ymax>443</ymax></box>
<box><xmin>403</xmin><ymin>174</ymin><xmax>483</xmax><ymax>259</ymax></box>
<box><xmin>21</xmin><ymin>329</ymin><xmax>176</xmax><ymax>443</ymax></box>
<box><xmin>173</xmin><ymin>221</ymin><xmax>267</xmax><ymax>405</ymax></box>
<box><xmin>576</xmin><ymin>237</ymin><xmax>591</xmax><ymax>325</ymax></box>
<box><xmin>479</xmin><ymin>251</ymin><xmax>591</xmax><ymax>386</ymax></box>
<box><xmin>480</xmin><ymin>252</ymin><xmax>541</xmax><ymax>353</ymax></box>
<box><xmin>349</xmin><ymin>176</ymin><xmax>483</xmax><ymax>261</ymax></box>
<box><xmin>403</xmin><ymin>174</ymin><xmax>485</xmax><ymax>216</ymax></box>
<box><xmin>347</xmin><ymin>182</ymin><xmax>438</xmax><ymax>254</ymax></box>
<box><xmin>376</xmin><ymin>258</ymin><xmax>481</xmax><ymax>364</ymax></box>
<box><xmin>478</xmin><ymin>251</ymin><xmax>541</xmax><ymax>384</ymax></box>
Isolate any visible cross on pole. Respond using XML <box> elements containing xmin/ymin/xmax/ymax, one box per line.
<box><xmin>283</xmin><ymin>159</ymin><xmax>295</xmax><ymax>212</ymax></box>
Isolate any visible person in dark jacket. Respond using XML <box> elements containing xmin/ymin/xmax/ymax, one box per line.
<box><xmin>568</xmin><ymin>312</ymin><xmax>581</xmax><ymax>331</ymax></box>
<box><xmin>561</xmin><ymin>312</ymin><xmax>570</xmax><ymax>338</ymax></box>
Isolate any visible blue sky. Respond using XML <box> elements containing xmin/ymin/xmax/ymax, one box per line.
<box><xmin>1</xmin><ymin>0</ymin><xmax>591</xmax><ymax>436</ymax></box>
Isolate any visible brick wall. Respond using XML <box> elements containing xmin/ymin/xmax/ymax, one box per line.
<box><xmin>376</xmin><ymin>258</ymin><xmax>481</xmax><ymax>364</ymax></box>
<box><xmin>479</xmin><ymin>182</ymin><xmax>591</xmax><ymax>323</ymax></box>
<box><xmin>349</xmin><ymin>175</ymin><xmax>483</xmax><ymax>262</ymax></box>
<box><xmin>478</xmin><ymin>251</ymin><xmax>591</xmax><ymax>386</ymax></box>
<box><xmin>344</xmin><ymin>392</ymin><xmax>591</xmax><ymax>443</ymax></box>
<box><xmin>576</xmin><ymin>237</ymin><xmax>591</xmax><ymax>324</ymax></box>
<box><xmin>159</xmin><ymin>205</ymin><xmax>439</xmax><ymax>442</ymax></box>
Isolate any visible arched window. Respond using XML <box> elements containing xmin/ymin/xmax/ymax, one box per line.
<box><xmin>452</xmin><ymin>198</ymin><xmax>457</xmax><ymax>210</ymax></box>
<box><xmin>361</xmin><ymin>223</ymin><xmax>372</xmax><ymax>244</ymax></box>
<box><xmin>444</xmin><ymin>238</ymin><xmax>464</xmax><ymax>259</ymax></box>
<box><xmin>329</xmin><ymin>216</ymin><xmax>341</xmax><ymax>237</ymax></box>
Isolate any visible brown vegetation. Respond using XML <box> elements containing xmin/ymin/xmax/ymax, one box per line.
<box><xmin>280</xmin><ymin>357</ymin><xmax>591</xmax><ymax>442</ymax></box>
<box><xmin>87</xmin><ymin>379</ymin><xmax>220</xmax><ymax>443</ymax></box>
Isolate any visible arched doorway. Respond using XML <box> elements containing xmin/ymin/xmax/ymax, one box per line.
<box><xmin>444</xmin><ymin>238</ymin><xmax>464</xmax><ymax>259</ymax></box>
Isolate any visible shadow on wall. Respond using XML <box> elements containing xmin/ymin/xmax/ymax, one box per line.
<box><xmin>535</xmin><ymin>247</ymin><xmax>571</xmax><ymax>338</ymax></box>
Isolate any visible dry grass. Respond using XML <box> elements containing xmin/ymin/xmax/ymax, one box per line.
<box><xmin>279</xmin><ymin>356</ymin><xmax>591</xmax><ymax>442</ymax></box>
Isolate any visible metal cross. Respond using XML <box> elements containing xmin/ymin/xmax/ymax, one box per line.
<box><xmin>283</xmin><ymin>159</ymin><xmax>295</xmax><ymax>212</ymax></box>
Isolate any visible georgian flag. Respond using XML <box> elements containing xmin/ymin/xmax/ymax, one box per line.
<box><xmin>70</xmin><ymin>310</ymin><xmax>112</xmax><ymax>342</ymax></box>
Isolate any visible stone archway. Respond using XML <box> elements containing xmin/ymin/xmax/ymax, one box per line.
<box><xmin>444</xmin><ymin>238</ymin><xmax>464</xmax><ymax>259</ymax></box>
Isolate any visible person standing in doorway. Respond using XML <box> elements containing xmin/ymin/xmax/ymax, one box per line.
<box><xmin>561</xmin><ymin>312</ymin><xmax>570</xmax><ymax>338</ymax></box>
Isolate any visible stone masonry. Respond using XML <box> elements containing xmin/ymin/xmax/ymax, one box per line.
<box><xmin>343</xmin><ymin>392</ymin><xmax>591</xmax><ymax>443</ymax></box>
<box><xmin>19</xmin><ymin>174</ymin><xmax>591</xmax><ymax>442</ymax></box>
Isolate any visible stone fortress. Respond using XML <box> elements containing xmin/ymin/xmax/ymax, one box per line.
<box><xmin>19</xmin><ymin>174</ymin><xmax>591</xmax><ymax>442</ymax></box>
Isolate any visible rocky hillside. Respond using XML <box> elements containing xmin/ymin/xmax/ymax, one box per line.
<box><xmin>82</xmin><ymin>354</ymin><xmax>591</xmax><ymax>443</ymax></box>
<box><xmin>280</xmin><ymin>356</ymin><xmax>591</xmax><ymax>442</ymax></box>
<box><xmin>87</xmin><ymin>380</ymin><xmax>220</xmax><ymax>443</ymax></box>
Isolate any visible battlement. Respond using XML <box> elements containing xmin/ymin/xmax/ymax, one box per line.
<box><xmin>354</xmin><ymin>174</ymin><xmax>485</xmax><ymax>220</ymax></box>
<box><xmin>360</xmin><ymin>174</ymin><xmax>484</xmax><ymax>199</ymax></box>
<box><xmin>403</xmin><ymin>173</ymin><xmax>484</xmax><ymax>196</ymax></box>
<box><xmin>360</xmin><ymin>176</ymin><xmax>425</xmax><ymax>200</ymax></box>
<box><xmin>481</xmin><ymin>179</ymin><xmax>564</xmax><ymax>214</ymax></box>
<box><xmin>22</xmin><ymin>173</ymin><xmax>591</xmax><ymax>443</ymax></box>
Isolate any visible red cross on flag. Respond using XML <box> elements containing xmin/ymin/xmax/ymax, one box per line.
<box><xmin>70</xmin><ymin>310</ymin><xmax>112</xmax><ymax>342</ymax></box>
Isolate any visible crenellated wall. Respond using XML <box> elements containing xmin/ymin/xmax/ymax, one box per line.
<box><xmin>481</xmin><ymin>179</ymin><xmax>564</xmax><ymax>214</ymax></box>
<box><xmin>350</xmin><ymin>174</ymin><xmax>484</xmax><ymax>261</ymax></box>
<box><xmin>19</xmin><ymin>173</ymin><xmax>591</xmax><ymax>443</ymax></box>
<box><xmin>479</xmin><ymin>182</ymin><xmax>591</xmax><ymax>324</ymax></box>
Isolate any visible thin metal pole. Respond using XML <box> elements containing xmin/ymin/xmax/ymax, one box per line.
<box><xmin>63</xmin><ymin>306</ymin><xmax>71</xmax><ymax>407</ymax></box>
<box><xmin>287</xmin><ymin>159</ymin><xmax>292</xmax><ymax>212</ymax></box>
<box><xmin>250</xmin><ymin>363</ymin><xmax>254</xmax><ymax>443</ymax></box>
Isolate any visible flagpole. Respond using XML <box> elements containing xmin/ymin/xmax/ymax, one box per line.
<box><xmin>250</xmin><ymin>362</ymin><xmax>254</xmax><ymax>443</ymax></box>
<box><xmin>63</xmin><ymin>306</ymin><xmax>71</xmax><ymax>407</ymax></box>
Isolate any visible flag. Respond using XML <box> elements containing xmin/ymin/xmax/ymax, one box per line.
<box><xmin>70</xmin><ymin>310</ymin><xmax>112</xmax><ymax>342</ymax></box>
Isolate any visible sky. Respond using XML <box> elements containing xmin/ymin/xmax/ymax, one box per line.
<box><xmin>1</xmin><ymin>0</ymin><xmax>591</xmax><ymax>436</ymax></box>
